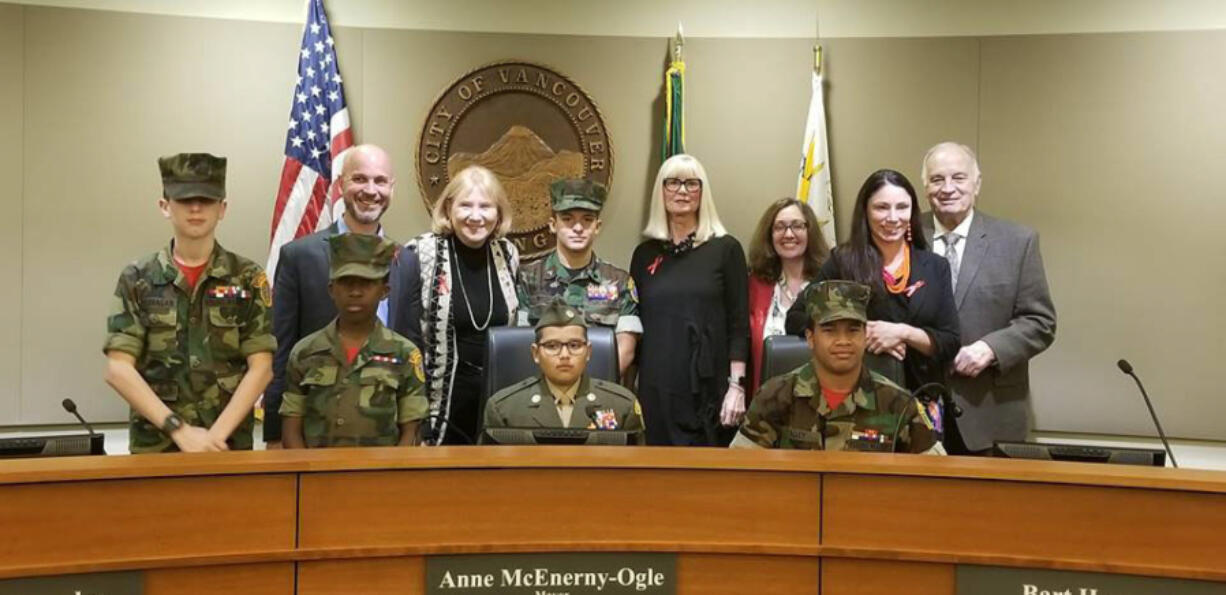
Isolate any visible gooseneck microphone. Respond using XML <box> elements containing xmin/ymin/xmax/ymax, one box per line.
<box><xmin>1116</xmin><ymin>359</ymin><xmax>1178</xmax><ymax>468</ymax></box>
<box><xmin>61</xmin><ymin>398</ymin><xmax>97</xmax><ymax>436</ymax></box>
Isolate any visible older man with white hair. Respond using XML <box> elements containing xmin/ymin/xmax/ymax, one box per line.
<box><xmin>922</xmin><ymin>142</ymin><xmax>1056</xmax><ymax>455</ymax></box>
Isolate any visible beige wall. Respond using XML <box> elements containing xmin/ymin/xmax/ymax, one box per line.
<box><xmin>977</xmin><ymin>31</ymin><xmax>1226</xmax><ymax>438</ymax></box>
<box><xmin>0</xmin><ymin>4</ymin><xmax>23</xmax><ymax>424</ymax></box>
<box><xmin>2</xmin><ymin>3</ymin><xmax>1224</xmax><ymax>440</ymax></box>
<box><xmin>7</xmin><ymin>0</ymin><xmax>1226</xmax><ymax>37</ymax></box>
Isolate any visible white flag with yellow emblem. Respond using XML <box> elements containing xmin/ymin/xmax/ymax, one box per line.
<box><xmin>797</xmin><ymin>70</ymin><xmax>836</xmax><ymax>247</ymax></box>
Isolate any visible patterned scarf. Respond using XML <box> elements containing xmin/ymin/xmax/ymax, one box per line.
<box><xmin>409</xmin><ymin>232</ymin><xmax>519</xmax><ymax>444</ymax></box>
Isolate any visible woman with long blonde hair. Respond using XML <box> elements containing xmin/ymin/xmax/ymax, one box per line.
<box><xmin>629</xmin><ymin>154</ymin><xmax>749</xmax><ymax>446</ymax></box>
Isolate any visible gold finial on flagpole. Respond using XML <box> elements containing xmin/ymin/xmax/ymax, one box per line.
<box><xmin>673</xmin><ymin>22</ymin><xmax>685</xmax><ymax>62</ymax></box>
<box><xmin>814</xmin><ymin>44</ymin><xmax>822</xmax><ymax>75</ymax></box>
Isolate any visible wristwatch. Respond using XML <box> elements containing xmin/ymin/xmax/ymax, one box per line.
<box><xmin>161</xmin><ymin>413</ymin><xmax>184</xmax><ymax>435</ymax></box>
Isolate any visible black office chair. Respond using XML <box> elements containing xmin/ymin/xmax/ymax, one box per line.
<box><xmin>760</xmin><ymin>334</ymin><xmax>811</xmax><ymax>389</ymax></box>
<box><xmin>483</xmin><ymin>325</ymin><xmax>619</xmax><ymax>411</ymax></box>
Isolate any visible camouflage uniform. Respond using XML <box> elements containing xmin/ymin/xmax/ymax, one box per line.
<box><xmin>278</xmin><ymin>321</ymin><xmax>427</xmax><ymax>447</ymax></box>
<box><xmin>278</xmin><ymin>233</ymin><xmax>428</xmax><ymax>447</ymax></box>
<box><xmin>103</xmin><ymin>153</ymin><xmax>275</xmax><ymax>454</ymax></box>
<box><xmin>517</xmin><ymin>179</ymin><xmax>642</xmax><ymax>334</ymax></box>
<box><xmin>731</xmin><ymin>280</ymin><xmax>946</xmax><ymax>454</ymax></box>
<box><xmin>732</xmin><ymin>363</ymin><xmax>943</xmax><ymax>453</ymax></box>
<box><xmin>483</xmin><ymin>301</ymin><xmax>645</xmax><ymax>443</ymax></box>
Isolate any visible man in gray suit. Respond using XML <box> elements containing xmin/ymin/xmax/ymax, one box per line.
<box><xmin>922</xmin><ymin>142</ymin><xmax>1056</xmax><ymax>455</ymax></box>
<box><xmin>263</xmin><ymin>144</ymin><xmax>404</xmax><ymax>446</ymax></box>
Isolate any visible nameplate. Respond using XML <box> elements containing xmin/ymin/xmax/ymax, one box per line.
<box><xmin>0</xmin><ymin>571</ymin><xmax>142</xmax><ymax>595</ymax></box>
<box><xmin>426</xmin><ymin>553</ymin><xmax>675</xmax><ymax>594</ymax></box>
<box><xmin>957</xmin><ymin>565</ymin><xmax>1223</xmax><ymax>595</ymax></box>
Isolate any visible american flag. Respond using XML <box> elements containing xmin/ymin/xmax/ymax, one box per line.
<box><xmin>267</xmin><ymin>0</ymin><xmax>353</xmax><ymax>284</ymax></box>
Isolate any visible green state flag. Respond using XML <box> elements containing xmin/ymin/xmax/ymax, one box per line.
<box><xmin>662</xmin><ymin>59</ymin><xmax>685</xmax><ymax>161</ymax></box>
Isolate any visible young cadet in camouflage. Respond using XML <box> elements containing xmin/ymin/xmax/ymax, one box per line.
<box><xmin>731</xmin><ymin>281</ymin><xmax>946</xmax><ymax>454</ymax></box>
<box><xmin>103</xmin><ymin>153</ymin><xmax>275</xmax><ymax>454</ymax></box>
<box><xmin>279</xmin><ymin>233</ymin><xmax>428</xmax><ymax>448</ymax></box>
<box><xmin>517</xmin><ymin>179</ymin><xmax>641</xmax><ymax>375</ymax></box>
<box><xmin>482</xmin><ymin>301</ymin><xmax>645</xmax><ymax>444</ymax></box>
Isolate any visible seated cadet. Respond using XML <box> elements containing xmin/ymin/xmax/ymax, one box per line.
<box><xmin>280</xmin><ymin>234</ymin><xmax>428</xmax><ymax>448</ymax></box>
<box><xmin>482</xmin><ymin>301</ymin><xmax>645</xmax><ymax>443</ymax></box>
<box><xmin>731</xmin><ymin>280</ymin><xmax>946</xmax><ymax>454</ymax></box>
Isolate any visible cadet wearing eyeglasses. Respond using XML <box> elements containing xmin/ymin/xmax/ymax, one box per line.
<box><xmin>481</xmin><ymin>301</ymin><xmax>644</xmax><ymax>442</ymax></box>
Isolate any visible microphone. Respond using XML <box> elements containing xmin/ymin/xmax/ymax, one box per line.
<box><xmin>61</xmin><ymin>398</ymin><xmax>97</xmax><ymax>436</ymax></box>
<box><xmin>1116</xmin><ymin>359</ymin><xmax>1178</xmax><ymax>468</ymax></box>
<box><xmin>891</xmin><ymin>383</ymin><xmax>957</xmax><ymax>453</ymax></box>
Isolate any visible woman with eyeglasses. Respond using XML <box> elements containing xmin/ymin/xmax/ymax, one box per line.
<box><xmin>746</xmin><ymin>198</ymin><xmax>829</xmax><ymax>396</ymax></box>
<box><xmin>629</xmin><ymin>154</ymin><xmax>749</xmax><ymax>446</ymax></box>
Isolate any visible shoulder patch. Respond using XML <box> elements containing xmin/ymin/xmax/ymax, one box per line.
<box><xmin>252</xmin><ymin>271</ymin><xmax>272</xmax><ymax>307</ymax></box>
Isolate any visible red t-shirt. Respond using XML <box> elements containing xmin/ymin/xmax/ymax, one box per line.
<box><xmin>822</xmin><ymin>387</ymin><xmax>851</xmax><ymax>411</ymax></box>
<box><xmin>345</xmin><ymin>346</ymin><xmax>361</xmax><ymax>365</ymax></box>
<box><xmin>175</xmin><ymin>260</ymin><xmax>208</xmax><ymax>290</ymax></box>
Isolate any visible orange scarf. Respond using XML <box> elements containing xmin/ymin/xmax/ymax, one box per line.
<box><xmin>882</xmin><ymin>245</ymin><xmax>911</xmax><ymax>294</ymax></box>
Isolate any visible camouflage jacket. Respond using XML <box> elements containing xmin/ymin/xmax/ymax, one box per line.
<box><xmin>279</xmin><ymin>320</ymin><xmax>428</xmax><ymax>447</ymax></box>
<box><xmin>103</xmin><ymin>241</ymin><xmax>275</xmax><ymax>453</ymax></box>
<box><xmin>732</xmin><ymin>362</ymin><xmax>945</xmax><ymax>454</ymax></box>
<box><xmin>517</xmin><ymin>251</ymin><xmax>642</xmax><ymax>333</ymax></box>
<box><xmin>482</xmin><ymin>374</ymin><xmax>645</xmax><ymax>444</ymax></box>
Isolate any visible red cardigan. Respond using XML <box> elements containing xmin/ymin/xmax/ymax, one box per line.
<box><xmin>747</xmin><ymin>275</ymin><xmax>776</xmax><ymax>398</ymax></box>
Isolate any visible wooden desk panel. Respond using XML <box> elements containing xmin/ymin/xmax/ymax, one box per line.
<box><xmin>0</xmin><ymin>474</ymin><xmax>296</xmax><ymax>577</ymax></box>
<box><xmin>299</xmin><ymin>468</ymin><xmax>819</xmax><ymax>552</ymax></box>
<box><xmin>145</xmin><ymin>563</ymin><xmax>294</xmax><ymax>595</ymax></box>
<box><xmin>299</xmin><ymin>558</ymin><xmax>425</xmax><ymax>595</ymax></box>
<box><xmin>822</xmin><ymin>559</ymin><xmax>953</xmax><ymax>595</ymax></box>
<box><xmin>679</xmin><ymin>554</ymin><xmax>818</xmax><ymax>594</ymax></box>
<box><xmin>822</xmin><ymin>474</ymin><xmax>1226</xmax><ymax>579</ymax></box>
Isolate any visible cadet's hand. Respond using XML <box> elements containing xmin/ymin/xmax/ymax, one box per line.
<box><xmin>953</xmin><ymin>340</ymin><xmax>996</xmax><ymax>377</ymax></box>
<box><xmin>172</xmin><ymin>425</ymin><xmax>229</xmax><ymax>452</ymax></box>
<box><xmin>719</xmin><ymin>385</ymin><xmax>746</xmax><ymax>427</ymax></box>
<box><xmin>264</xmin><ymin>441</ymin><xmax>283</xmax><ymax>450</ymax></box>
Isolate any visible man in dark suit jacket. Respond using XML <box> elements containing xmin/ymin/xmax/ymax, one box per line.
<box><xmin>921</xmin><ymin>142</ymin><xmax>1057</xmax><ymax>454</ymax></box>
<box><xmin>264</xmin><ymin>144</ymin><xmax>404</xmax><ymax>445</ymax></box>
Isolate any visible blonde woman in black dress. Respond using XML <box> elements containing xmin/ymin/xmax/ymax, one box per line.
<box><xmin>630</xmin><ymin>154</ymin><xmax>749</xmax><ymax>446</ymax></box>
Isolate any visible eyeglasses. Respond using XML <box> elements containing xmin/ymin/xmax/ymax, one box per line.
<box><xmin>663</xmin><ymin>178</ymin><xmax>703</xmax><ymax>193</ymax></box>
<box><xmin>772</xmin><ymin>221</ymin><xmax>809</xmax><ymax>234</ymax></box>
<box><xmin>537</xmin><ymin>340</ymin><xmax>589</xmax><ymax>355</ymax></box>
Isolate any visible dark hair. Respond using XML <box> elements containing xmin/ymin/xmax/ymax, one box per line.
<box><xmin>748</xmin><ymin>198</ymin><xmax>829</xmax><ymax>283</ymax></box>
<box><xmin>834</xmin><ymin>169</ymin><xmax>927</xmax><ymax>298</ymax></box>
<box><xmin>534</xmin><ymin>325</ymin><xmax>589</xmax><ymax>342</ymax></box>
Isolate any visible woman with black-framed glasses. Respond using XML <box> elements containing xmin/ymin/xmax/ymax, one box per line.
<box><xmin>746</xmin><ymin>198</ymin><xmax>829</xmax><ymax>397</ymax></box>
<box><xmin>629</xmin><ymin>154</ymin><xmax>749</xmax><ymax>446</ymax></box>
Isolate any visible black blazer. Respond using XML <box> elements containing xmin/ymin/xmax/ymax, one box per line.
<box><xmin>785</xmin><ymin>247</ymin><xmax>960</xmax><ymax>388</ymax></box>
<box><xmin>263</xmin><ymin>224</ymin><xmax>418</xmax><ymax>441</ymax></box>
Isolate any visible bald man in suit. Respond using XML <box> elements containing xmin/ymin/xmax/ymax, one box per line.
<box><xmin>921</xmin><ymin>142</ymin><xmax>1056</xmax><ymax>455</ymax></box>
<box><xmin>263</xmin><ymin>145</ymin><xmax>419</xmax><ymax>445</ymax></box>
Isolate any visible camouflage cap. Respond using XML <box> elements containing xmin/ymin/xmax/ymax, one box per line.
<box><xmin>158</xmin><ymin>153</ymin><xmax>226</xmax><ymax>201</ymax></box>
<box><xmin>550</xmin><ymin>178</ymin><xmax>607</xmax><ymax>213</ymax></box>
<box><xmin>328</xmin><ymin>233</ymin><xmax>398</xmax><ymax>280</ymax></box>
<box><xmin>534</xmin><ymin>300</ymin><xmax>588</xmax><ymax>332</ymax></box>
<box><xmin>804</xmin><ymin>280</ymin><xmax>871</xmax><ymax>325</ymax></box>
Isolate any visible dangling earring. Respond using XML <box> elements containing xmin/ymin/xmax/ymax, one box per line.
<box><xmin>905</xmin><ymin>224</ymin><xmax>913</xmax><ymax>244</ymax></box>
